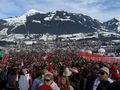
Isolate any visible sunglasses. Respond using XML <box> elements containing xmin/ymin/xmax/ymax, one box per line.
<box><xmin>44</xmin><ymin>79</ymin><xmax>50</xmax><ymax>82</ymax></box>
<box><xmin>99</xmin><ymin>71</ymin><xmax>105</xmax><ymax>75</ymax></box>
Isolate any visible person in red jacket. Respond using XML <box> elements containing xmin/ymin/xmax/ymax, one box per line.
<box><xmin>36</xmin><ymin>84</ymin><xmax>53</xmax><ymax>90</ymax></box>
<box><xmin>111</xmin><ymin>65</ymin><xmax>120</xmax><ymax>80</ymax></box>
<box><xmin>36</xmin><ymin>73</ymin><xmax>60</xmax><ymax>90</ymax></box>
<box><xmin>36</xmin><ymin>73</ymin><xmax>53</xmax><ymax>90</ymax></box>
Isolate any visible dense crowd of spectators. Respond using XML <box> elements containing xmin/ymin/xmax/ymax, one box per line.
<box><xmin>0</xmin><ymin>49</ymin><xmax>120</xmax><ymax>90</ymax></box>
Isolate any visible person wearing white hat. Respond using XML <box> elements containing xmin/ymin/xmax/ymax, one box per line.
<box><xmin>63</xmin><ymin>68</ymin><xmax>72</xmax><ymax>77</ymax></box>
<box><xmin>93</xmin><ymin>67</ymin><xmax>113</xmax><ymax>90</ymax></box>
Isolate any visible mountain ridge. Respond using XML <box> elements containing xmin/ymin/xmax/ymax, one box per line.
<box><xmin>0</xmin><ymin>9</ymin><xmax>104</xmax><ymax>35</ymax></box>
<box><xmin>0</xmin><ymin>9</ymin><xmax>120</xmax><ymax>36</ymax></box>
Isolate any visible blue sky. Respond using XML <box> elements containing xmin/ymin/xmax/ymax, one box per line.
<box><xmin>0</xmin><ymin>0</ymin><xmax>120</xmax><ymax>22</ymax></box>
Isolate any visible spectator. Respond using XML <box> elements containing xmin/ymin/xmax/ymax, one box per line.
<box><xmin>17</xmin><ymin>67</ymin><xmax>30</xmax><ymax>90</ymax></box>
<box><xmin>60</xmin><ymin>76</ymin><xmax>74</xmax><ymax>90</ymax></box>
<box><xmin>110</xmin><ymin>65</ymin><xmax>120</xmax><ymax>80</ymax></box>
<box><xmin>93</xmin><ymin>67</ymin><xmax>113</xmax><ymax>90</ymax></box>
<box><xmin>96</xmin><ymin>80</ymin><xmax>110</xmax><ymax>90</ymax></box>
<box><xmin>6</xmin><ymin>67</ymin><xmax>17</xmax><ymax>90</ymax></box>
<box><xmin>108</xmin><ymin>81</ymin><xmax>120</xmax><ymax>90</ymax></box>
<box><xmin>0</xmin><ymin>65</ymin><xmax>6</xmax><ymax>90</ymax></box>
<box><xmin>32</xmin><ymin>69</ymin><xmax>43</xmax><ymax>90</ymax></box>
<box><xmin>37</xmin><ymin>73</ymin><xmax>60</xmax><ymax>90</ymax></box>
<box><xmin>36</xmin><ymin>84</ymin><xmax>53</xmax><ymax>90</ymax></box>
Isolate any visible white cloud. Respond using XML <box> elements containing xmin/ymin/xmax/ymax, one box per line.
<box><xmin>80</xmin><ymin>0</ymin><xmax>99</xmax><ymax>4</ymax></box>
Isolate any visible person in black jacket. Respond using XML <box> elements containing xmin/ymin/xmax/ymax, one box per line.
<box><xmin>108</xmin><ymin>81</ymin><xmax>120</xmax><ymax>90</ymax></box>
<box><xmin>96</xmin><ymin>80</ymin><xmax>110</xmax><ymax>90</ymax></box>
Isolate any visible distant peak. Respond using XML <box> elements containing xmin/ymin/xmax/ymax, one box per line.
<box><xmin>114</xmin><ymin>16</ymin><xmax>120</xmax><ymax>21</ymax></box>
<box><xmin>25</xmin><ymin>9</ymin><xmax>40</xmax><ymax>16</ymax></box>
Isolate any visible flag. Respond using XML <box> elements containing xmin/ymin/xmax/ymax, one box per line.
<box><xmin>2</xmin><ymin>53</ymin><xmax>8</xmax><ymax>63</ymax></box>
<box><xmin>0</xmin><ymin>49</ymin><xmax>3</xmax><ymax>60</ymax></box>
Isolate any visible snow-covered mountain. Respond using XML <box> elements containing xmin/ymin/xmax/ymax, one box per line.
<box><xmin>4</xmin><ymin>9</ymin><xmax>40</xmax><ymax>26</ymax></box>
<box><xmin>25</xmin><ymin>9</ymin><xmax>40</xmax><ymax>16</ymax></box>
<box><xmin>0</xmin><ymin>9</ymin><xmax>120</xmax><ymax>42</ymax></box>
<box><xmin>103</xmin><ymin>17</ymin><xmax>120</xmax><ymax>33</ymax></box>
<box><xmin>0</xmin><ymin>9</ymin><xmax>104</xmax><ymax>35</ymax></box>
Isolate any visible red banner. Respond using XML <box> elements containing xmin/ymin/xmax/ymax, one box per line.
<box><xmin>76</xmin><ymin>51</ymin><xmax>120</xmax><ymax>64</ymax></box>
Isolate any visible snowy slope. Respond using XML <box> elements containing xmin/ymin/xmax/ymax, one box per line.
<box><xmin>103</xmin><ymin>17</ymin><xmax>120</xmax><ymax>32</ymax></box>
<box><xmin>25</xmin><ymin>9</ymin><xmax>40</xmax><ymax>16</ymax></box>
<box><xmin>0</xmin><ymin>28</ymin><xmax>8</xmax><ymax>35</ymax></box>
<box><xmin>3</xmin><ymin>9</ymin><xmax>41</xmax><ymax>27</ymax></box>
<box><xmin>4</xmin><ymin>15</ymin><xmax>26</xmax><ymax>26</ymax></box>
<box><xmin>1</xmin><ymin>34</ymin><xmax>25</xmax><ymax>41</ymax></box>
<box><xmin>115</xmin><ymin>17</ymin><xmax>120</xmax><ymax>32</ymax></box>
